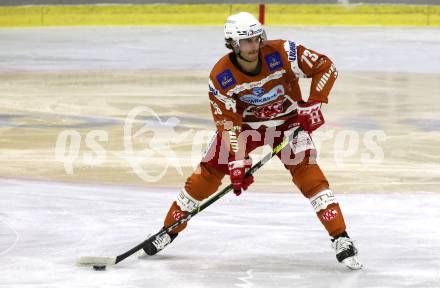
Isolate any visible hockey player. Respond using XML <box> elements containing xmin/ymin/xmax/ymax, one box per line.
<box><xmin>143</xmin><ymin>12</ymin><xmax>362</xmax><ymax>270</ymax></box>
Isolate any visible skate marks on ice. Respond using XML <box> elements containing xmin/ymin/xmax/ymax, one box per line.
<box><xmin>0</xmin><ymin>218</ymin><xmax>19</xmax><ymax>257</ymax></box>
<box><xmin>0</xmin><ymin>179</ymin><xmax>439</xmax><ymax>287</ymax></box>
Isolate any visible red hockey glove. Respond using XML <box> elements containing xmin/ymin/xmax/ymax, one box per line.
<box><xmin>297</xmin><ymin>100</ymin><xmax>325</xmax><ymax>133</ymax></box>
<box><xmin>228</xmin><ymin>158</ymin><xmax>254</xmax><ymax>196</ymax></box>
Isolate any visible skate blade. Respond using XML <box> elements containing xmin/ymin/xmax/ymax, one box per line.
<box><xmin>342</xmin><ymin>256</ymin><xmax>363</xmax><ymax>270</ymax></box>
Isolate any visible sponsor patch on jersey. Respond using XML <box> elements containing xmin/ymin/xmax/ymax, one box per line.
<box><xmin>252</xmin><ymin>87</ymin><xmax>265</xmax><ymax>97</ymax></box>
<box><xmin>173</xmin><ymin>210</ymin><xmax>186</xmax><ymax>221</ymax></box>
<box><xmin>287</xmin><ymin>40</ymin><xmax>297</xmax><ymax>62</ymax></box>
<box><xmin>209</xmin><ymin>83</ymin><xmax>219</xmax><ymax>96</ymax></box>
<box><xmin>226</xmin><ymin>69</ymin><xmax>286</xmax><ymax>96</ymax></box>
<box><xmin>240</xmin><ymin>85</ymin><xmax>284</xmax><ymax>106</ymax></box>
<box><xmin>322</xmin><ymin>208</ymin><xmax>338</xmax><ymax>221</ymax></box>
<box><xmin>216</xmin><ymin>69</ymin><xmax>236</xmax><ymax>89</ymax></box>
<box><xmin>254</xmin><ymin>99</ymin><xmax>285</xmax><ymax>119</ymax></box>
<box><xmin>265</xmin><ymin>52</ymin><xmax>283</xmax><ymax>72</ymax></box>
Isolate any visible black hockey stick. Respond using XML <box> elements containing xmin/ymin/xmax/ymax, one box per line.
<box><xmin>77</xmin><ymin>126</ymin><xmax>303</xmax><ymax>268</ymax></box>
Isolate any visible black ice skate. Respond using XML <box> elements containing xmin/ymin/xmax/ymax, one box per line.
<box><xmin>142</xmin><ymin>231</ymin><xmax>178</xmax><ymax>256</ymax></box>
<box><xmin>331</xmin><ymin>233</ymin><xmax>363</xmax><ymax>270</ymax></box>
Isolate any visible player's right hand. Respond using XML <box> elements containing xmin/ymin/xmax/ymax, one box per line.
<box><xmin>228</xmin><ymin>158</ymin><xmax>254</xmax><ymax>196</ymax></box>
<box><xmin>296</xmin><ymin>100</ymin><xmax>325</xmax><ymax>133</ymax></box>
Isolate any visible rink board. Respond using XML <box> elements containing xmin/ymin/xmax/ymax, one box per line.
<box><xmin>0</xmin><ymin>4</ymin><xmax>440</xmax><ymax>27</ymax></box>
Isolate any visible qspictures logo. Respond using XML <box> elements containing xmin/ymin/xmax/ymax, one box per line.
<box><xmin>54</xmin><ymin>106</ymin><xmax>193</xmax><ymax>182</ymax></box>
<box><xmin>55</xmin><ymin>106</ymin><xmax>387</xmax><ymax>182</ymax></box>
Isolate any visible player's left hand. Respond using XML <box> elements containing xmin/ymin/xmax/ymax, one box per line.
<box><xmin>296</xmin><ymin>100</ymin><xmax>325</xmax><ymax>133</ymax></box>
<box><xmin>228</xmin><ymin>157</ymin><xmax>254</xmax><ymax>196</ymax></box>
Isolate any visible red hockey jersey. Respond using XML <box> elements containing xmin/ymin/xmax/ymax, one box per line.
<box><xmin>208</xmin><ymin>39</ymin><xmax>338</xmax><ymax>152</ymax></box>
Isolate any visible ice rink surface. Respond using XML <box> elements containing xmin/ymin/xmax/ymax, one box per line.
<box><xmin>0</xmin><ymin>26</ymin><xmax>440</xmax><ymax>287</ymax></box>
<box><xmin>1</xmin><ymin>179</ymin><xmax>440</xmax><ymax>288</ymax></box>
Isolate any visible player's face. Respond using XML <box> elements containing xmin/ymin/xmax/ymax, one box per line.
<box><xmin>239</xmin><ymin>36</ymin><xmax>260</xmax><ymax>62</ymax></box>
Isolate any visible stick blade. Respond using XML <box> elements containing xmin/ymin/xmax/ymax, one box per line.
<box><xmin>76</xmin><ymin>256</ymin><xmax>117</xmax><ymax>267</ymax></box>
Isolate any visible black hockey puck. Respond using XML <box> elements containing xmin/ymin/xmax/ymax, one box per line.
<box><xmin>93</xmin><ymin>265</ymin><xmax>106</xmax><ymax>271</ymax></box>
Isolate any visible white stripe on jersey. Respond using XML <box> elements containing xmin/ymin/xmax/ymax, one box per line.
<box><xmin>226</xmin><ymin>69</ymin><xmax>287</xmax><ymax>97</ymax></box>
<box><xmin>315</xmin><ymin>63</ymin><xmax>336</xmax><ymax>92</ymax></box>
<box><xmin>209</xmin><ymin>79</ymin><xmax>237</xmax><ymax>113</ymax></box>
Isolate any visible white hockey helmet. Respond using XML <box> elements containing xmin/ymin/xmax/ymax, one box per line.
<box><xmin>224</xmin><ymin>12</ymin><xmax>266</xmax><ymax>53</ymax></box>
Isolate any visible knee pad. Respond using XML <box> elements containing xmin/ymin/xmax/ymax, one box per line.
<box><xmin>184</xmin><ymin>163</ymin><xmax>224</xmax><ymax>201</ymax></box>
<box><xmin>286</xmin><ymin>157</ymin><xmax>329</xmax><ymax>198</ymax></box>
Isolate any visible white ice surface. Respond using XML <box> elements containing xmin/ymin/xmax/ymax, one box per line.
<box><xmin>1</xmin><ymin>178</ymin><xmax>439</xmax><ymax>288</ymax></box>
<box><xmin>0</xmin><ymin>26</ymin><xmax>439</xmax><ymax>73</ymax></box>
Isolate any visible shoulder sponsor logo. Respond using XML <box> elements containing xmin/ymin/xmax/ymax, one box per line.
<box><xmin>240</xmin><ymin>85</ymin><xmax>284</xmax><ymax>106</ymax></box>
<box><xmin>283</xmin><ymin>41</ymin><xmax>304</xmax><ymax>77</ymax></box>
<box><xmin>265</xmin><ymin>52</ymin><xmax>283</xmax><ymax>72</ymax></box>
<box><xmin>287</xmin><ymin>40</ymin><xmax>296</xmax><ymax>62</ymax></box>
<box><xmin>216</xmin><ymin>69</ymin><xmax>236</xmax><ymax>89</ymax></box>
